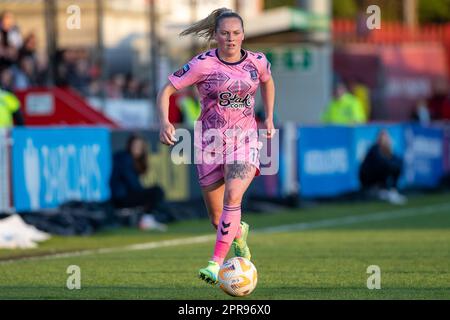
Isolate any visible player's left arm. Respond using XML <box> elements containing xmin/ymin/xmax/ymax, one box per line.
<box><xmin>260</xmin><ymin>76</ymin><xmax>275</xmax><ymax>138</ymax></box>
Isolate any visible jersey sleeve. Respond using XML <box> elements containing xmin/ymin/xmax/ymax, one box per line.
<box><xmin>256</xmin><ymin>52</ymin><xmax>272</xmax><ymax>83</ymax></box>
<box><xmin>168</xmin><ymin>57</ymin><xmax>204</xmax><ymax>90</ymax></box>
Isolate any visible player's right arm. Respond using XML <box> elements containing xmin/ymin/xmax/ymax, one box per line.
<box><xmin>157</xmin><ymin>82</ymin><xmax>177</xmax><ymax>146</ymax></box>
<box><xmin>158</xmin><ymin>55</ymin><xmax>204</xmax><ymax>145</ymax></box>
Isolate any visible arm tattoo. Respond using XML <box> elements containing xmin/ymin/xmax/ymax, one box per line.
<box><xmin>226</xmin><ymin>163</ymin><xmax>253</xmax><ymax>180</ymax></box>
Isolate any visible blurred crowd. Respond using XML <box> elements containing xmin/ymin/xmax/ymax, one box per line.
<box><xmin>53</xmin><ymin>48</ymin><xmax>152</xmax><ymax>99</ymax></box>
<box><xmin>0</xmin><ymin>11</ymin><xmax>46</xmax><ymax>91</ymax></box>
<box><xmin>2</xmin><ymin>10</ymin><xmax>450</xmax><ymax>124</ymax></box>
<box><xmin>322</xmin><ymin>74</ymin><xmax>450</xmax><ymax>125</ymax></box>
<box><xmin>0</xmin><ymin>11</ymin><xmax>150</xmax><ymax>99</ymax></box>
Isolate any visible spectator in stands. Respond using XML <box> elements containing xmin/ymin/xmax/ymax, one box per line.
<box><xmin>322</xmin><ymin>78</ymin><xmax>367</xmax><ymax>125</ymax></box>
<box><xmin>411</xmin><ymin>98</ymin><xmax>431</xmax><ymax>126</ymax></box>
<box><xmin>0</xmin><ymin>67</ymin><xmax>14</xmax><ymax>92</ymax></box>
<box><xmin>106</xmin><ymin>73</ymin><xmax>126</xmax><ymax>98</ymax></box>
<box><xmin>110</xmin><ymin>134</ymin><xmax>165</xmax><ymax>214</ymax></box>
<box><xmin>18</xmin><ymin>33</ymin><xmax>37</xmax><ymax>66</ymax></box>
<box><xmin>139</xmin><ymin>80</ymin><xmax>151</xmax><ymax>99</ymax></box>
<box><xmin>124</xmin><ymin>76</ymin><xmax>141</xmax><ymax>99</ymax></box>
<box><xmin>71</xmin><ymin>58</ymin><xmax>91</xmax><ymax>95</ymax></box>
<box><xmin>17</xmin><ymin>32</ymin><xmax>47</xmax><ymax>86</ymax></box>
<box><xmin>55</xmin><ymin>49</ymin><xmax>71</xmax><ymax>87</ymax></box>
<box><xmin>55</xmin><ymin>49</ymin><xmax>90</xmax><ymax>92</ymax></box>
<box><xmin>178</xmin><ymin>88</ymin><xmax>201</xmax><ymax>128</ymax></box>
<box><xmin>427</xmin><ymin>79</ymin><xmax>450</xmax><ymax>121</ymax></box>
<box><xmin>348</xmin><ymin>77</ymin><xmax>371</xmax><ymax>120</ymax></box>
<box><xmin>13</xmin><ymin>55</ymin><xmax>37</xmax><ymax>90</ymax></box>
<box><xmin>359</xmin><ymin>130</ymin><xmax>406</xmax><ymax>205</ymax></box>
<box><xmin>87</xmin><ymin>79</ymin><xmax>102</xmax><ymax>97</ymax></box>
<box><xmin>0</xmin><ymin>11</ymin><xmax>22</xmax><ymax>68</ymax></box>
<box><xmin>0</xmin><ymin>87</ymin><xmax>24</xmax><ymax>128</ymax></box>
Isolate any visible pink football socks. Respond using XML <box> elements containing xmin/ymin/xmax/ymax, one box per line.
<box><xmin>212</xmin><ymin>204</ymin><xmax>242</xmax><ymax>265</ymax></box>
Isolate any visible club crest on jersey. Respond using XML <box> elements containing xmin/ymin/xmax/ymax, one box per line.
<box><xmin>249</xmin><ymin>70</ymin><xmax>258</xmax><ymax>81</ymax></box>
<box><xmin>173</xmin><ymin>64</ymin><xmax>190</xmax><ymax>77</ymax></box>
<box><xmin>219</xmin><ymin>91</ymin><xmax>251</xmax><ymax>109</ymax></box>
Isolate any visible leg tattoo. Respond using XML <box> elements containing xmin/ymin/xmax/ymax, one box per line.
<box><xmin>226</xmin><ymin>163</ymin><xmax>253</xmax><ymax>180</ymax></box>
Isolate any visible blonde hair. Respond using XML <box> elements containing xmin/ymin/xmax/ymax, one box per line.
<box><xmin>180</xmin><ymin>8</ymin><xmax>244</xmax><ymax>43</ymax></box>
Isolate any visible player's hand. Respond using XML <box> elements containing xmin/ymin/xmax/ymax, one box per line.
<box><xmin>262</xmin><ymin>118</ymin><xmax>275</xmax><ymax>139</ymax></box>
<box><xmin>159</xmin><ymin>121</ymin><xmax>177</xmax><ymax>146</ymax></box>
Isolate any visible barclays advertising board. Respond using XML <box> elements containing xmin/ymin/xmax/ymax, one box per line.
<box><xmin>12</xmin><ymin>128</ymin><xmax>111</xmax><ymax>212</ymax></box>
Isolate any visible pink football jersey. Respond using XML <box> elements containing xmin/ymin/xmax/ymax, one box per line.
<box><xmin>169</xmin><ymin>48</ymin><xmax>271</xmax><ymax>167</ymax></box>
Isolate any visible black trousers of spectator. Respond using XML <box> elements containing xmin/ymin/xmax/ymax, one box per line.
<box><xmin>359</xmin><ymin>156</ymin><xmax>403</xmax><ymax>190</ymax></box>
<box><xmin>113</xmin><ymin>186</ymin><xmax>165</xmax><ymax>213</ymax></box>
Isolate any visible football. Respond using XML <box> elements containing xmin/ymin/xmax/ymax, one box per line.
<box><xmin>218</xmin><ymin>257</ymin><xmax>258</xmax><ymax>297</ymax></box>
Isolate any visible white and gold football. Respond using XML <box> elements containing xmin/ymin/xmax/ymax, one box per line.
<box><xmin>218</xmin><ymin>257</ymin><xmax>258</xmax><ymax>297</ymax></box>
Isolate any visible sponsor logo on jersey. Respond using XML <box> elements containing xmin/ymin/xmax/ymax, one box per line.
<box><xmin>219</xmin><ymin>91</ymin><xmax>251</xmax><ymax>109</ymax></box>
<box><xmin>173</xmin><ymin>64</ymin><xmax>190</xmax><ymax>77</ymax></box>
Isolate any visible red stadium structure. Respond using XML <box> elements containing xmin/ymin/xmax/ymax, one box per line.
<box><xmin>14</xmin><ymin>87</ymin><xmax>119</xmax><ymax>128</ymax></box>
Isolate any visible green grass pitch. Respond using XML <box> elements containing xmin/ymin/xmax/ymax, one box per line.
<box><xmin>0</xmin><ymin>192</ymin><xmax>449</xmax><ymax>300</ymax></box>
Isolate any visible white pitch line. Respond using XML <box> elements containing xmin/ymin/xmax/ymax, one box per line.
<box><xmin>0</xmin><ymin>203</ymin><xmax>449</xmax><ymax>265</ymax></box>
<box><xmin>0</xmin><ymin>235</ymin><xmax>215</xmax><ymax>265</ymax></box>
<box><xmin>258</xmin><ymin>203</ymin><xmax>450</xmax><ymax>233</ymax></box>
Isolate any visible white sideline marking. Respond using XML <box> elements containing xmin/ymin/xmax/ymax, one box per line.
<box><xmin>0</xmin><ymin>203</ymin><xmax>449</xmax><ymax>265</ymax></box>
<box><xmin>258</xmin><ymin>203</ymin><xmax>450</xmax><ymax>233</ymax></box>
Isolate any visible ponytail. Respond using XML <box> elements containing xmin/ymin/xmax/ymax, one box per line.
<box><xmin>180</xmin><ymin>7</ymin><xmax>243</xmax><ymax>43</ymax></box>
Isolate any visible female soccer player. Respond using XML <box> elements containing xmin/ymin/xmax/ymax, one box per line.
<box><xmin>157</xmin><ymin>8</ymin><xmax>275</xmax><ymax>285</ymax></box>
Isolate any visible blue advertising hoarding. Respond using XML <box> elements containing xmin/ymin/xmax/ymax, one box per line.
<box><xmin>298</xmin><ymin>123</ymin><xmax>445</xmax><ymax>198</ymax></box>
<box><xmin>403</xmin><ymin>124</ymin><xmax>444</xmax><ymax>188</ymax></box>
<box><xmin>298</xmin><ymin>126</ymin><xmax>354</xmax><ymax>197</ymax></box>
<box><xmin>12</xmin><ymin>127</ymin><xmax>112</xmax><ymax>212</ymax></box>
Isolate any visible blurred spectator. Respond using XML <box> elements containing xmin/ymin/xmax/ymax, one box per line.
<box><xmin>124</xmin><ymin>75</ymin><xmax>141</xmax><ymax>99</ymax></box>
<box><xmin>13</xmin><ymin>56</ymin><xmax>38</xmax><ymax>90</ymax></box>
<box><xmin>18</xmin><ymin>33</ymin><xmax>37</xmax><ymax>60</ymax></box>
<box><xmin>55</xmin><ymin>49</ymin><xmax>91</xmax><ymax>93</ymax></box>
<box><xmin>88</xmin><ymin>79</ymin><xmax>102</xmax><ymax>97</ymax></box>
<box><xmin>0</xmin><ymin>11</ymin><xmax>22</xmax><ymax>68</ymax></box>
<box><xmin>139</xmin><ymin>80</ymin><xmax>151</xmax><ymax>99</ymax></box>
<box><xmin>411</xmin><ymin>98</ymin><xmax>431</xmax><ymax>126</ymax></box>
<box><xmin>18</xmin><ymin>32</ymin><xmax>47</xmax><ymax>87</ymax></box>
<box><xmin>0</xmin><ymin>87</ymin><xmax>24</xmax><ymax>128</ymax></box>
<box><xmin>322</xmin><ymin>78</ymin><xmax>367</xmax><ymax>125</ymax></box>
<box><xmin>356</xmin><ymin>9</ymin><xmax>370</xmax><ymax>39</ymax></box>
<box><xmin>359</xmin><ymin>130</ymin><xmax>406</xmax><ymax>205</ymax></box>
<box><xmin>109</xmin><ymin>134</ymin><xmax>165</xmax><ymax>214</ymax></box>
<box><xmin>0</xmin><ymin>67</ymin><xmax>14</xmax><ymax>92</ymax></box>
<box><xmin>55</xmin><ymin>49</ymin><xmax>72</xmax><ymax>86</ymax></box>
<box><xmin>52</xmin><ymin>49</ymin><xmax>152</xmax><ymax>100</ymax></box>
<box><xmin>71</xmin><ymin>58</ymin><xmax>91</xmax><ymax>95</ymax></box>
<box><xmin>348</xmin><ymin>77</ymin><xmax>371</xmax><ymax>120</ymax></box>
<box><xmin>178</xmin><ymin>88</ymin><xmax>201</xmax><ymax>128</ymax></box>
<box><xmin>427</xmin><ymin>79</ymin><xmax>450</xmax><ymax>120</ymax></box>
<box><xmin>106</xmin><ymin>73</ymin><xmax>126</xmax><ymax>98</ymax></box>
